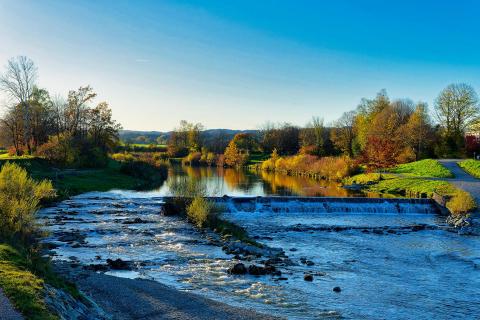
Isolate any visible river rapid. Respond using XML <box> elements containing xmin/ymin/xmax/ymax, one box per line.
<box><xmin>38</xmin><ymin>167</ymin><xmax>480</xmax><ymax>319</ymax></box>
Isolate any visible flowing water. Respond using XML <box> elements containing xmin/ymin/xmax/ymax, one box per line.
<box><xmin>39</xmin><ymin>167</ymin><xmax>480</xmax><ymax>319</ymax></box>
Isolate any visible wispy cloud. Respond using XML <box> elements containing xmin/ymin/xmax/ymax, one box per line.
<box><xmin>135</xmin><ymin>58</ymin><xmax>149</xmax><ymax>63</ymax></box>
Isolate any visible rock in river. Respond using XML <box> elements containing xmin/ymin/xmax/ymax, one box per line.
<box><xmin>333</xmin><ymin>286</ymin><xmax>342</xmax><ymax>293</ymax></box>
<box><xmin>106</xmin><ymin>258</ymin><xmax>131</xmax><ymax>270</ymax></box>
<box><xmin>228</xmin><ymin>263</ymin><xmax>247</xmax><ymax>275</ymax></box>
<box><xmin>304</xmin><ymin>273</ymin><xmax>313</xmax><ymax>281</ymax></box>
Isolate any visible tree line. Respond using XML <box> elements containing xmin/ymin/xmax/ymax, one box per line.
<box><xmin>168</xmin><ymin>84</ymin><xmax>480</xmax><ymax>169</ymax></box>
<box><xmin>0</xmin><ymin>56</ymin><xmax>121</xmax><ymax>167</ymax></box>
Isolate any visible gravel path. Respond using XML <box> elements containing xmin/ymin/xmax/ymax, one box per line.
<box><xmin>71</xmin><ymin>271</ymin><xmax>280</xmax><ymax>320</ymax></box>
<box><xmin>0</xmin><ymin>288</ymin><xmax>23</xmax><ymax>320</ymax></box>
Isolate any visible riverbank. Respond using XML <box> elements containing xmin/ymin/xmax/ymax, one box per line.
<box><xmin>54</xmin><ymin>262</ymin><xmax>280</xmax><ymax>320</ymax></box>
<box><xmin>0</xmin><ymin>157</ymin><xmax>168</xmax><ymax>319</ymax></box>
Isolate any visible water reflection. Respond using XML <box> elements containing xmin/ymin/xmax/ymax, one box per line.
<box><xmin>157</xmin><ymin>165</ymin><xmax>364</xmax><ymax>197</ymax></box>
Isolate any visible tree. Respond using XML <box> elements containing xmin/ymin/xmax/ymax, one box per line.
<box><xmin>331</xmin><ymin>111</ymin><xmax>356</xmax><ymax>156</ymax></box>
<box><xmin>0</xmin><ymin>56</ymin><xmax>38</xmax><ymax>152</ymax></box>
<box><xmin>224</xmin><ymin>140</ymin><xmax>248</xmax><ymax>167</ymax></box>
<box><xmin>435</xmin><ymin>83</ymin><xmax>480</xmax><ymax>150</ymax></box>
<box><xmin>401</xmin><ymin>103</ymin><xmax>433</xmax><ymax>160</ymax></box>
<box><xmin>300</xmin><ymin>117</ymin><xmax>325</xmax><ymax>155</ymax></box>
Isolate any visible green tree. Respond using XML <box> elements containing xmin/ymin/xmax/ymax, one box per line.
<box><xmin>435</xmin><ymin>83</ymin><xmax>480</xmax><ymax>151</ymax></box>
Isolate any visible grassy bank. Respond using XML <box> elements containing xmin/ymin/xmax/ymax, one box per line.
<box><xmin>0</xmin><ymin>157</ymin><xmax>165</xmax><ymax>200</ymax></box>
<box><xmin>458</xmin><ymin>159</ymin><xmax>480</xmax><ymax>178</ymax></box>
<box><xmin>0</xmin><ymin>157</ymin><xmax>168</xmax><ymax>318</ymax></box>
<box><xmin>0</xmin><ymin>243</ymin><xmax>83</xmax><ymax>320</ymax></box>
<box><xmin>389</xmin><ymin>159</ymin><xmax>454</xmax><ymax>178</ymax></box>
<box><xmin>345</xmin><ymin>173</ymin><xmax>476</xmax><ymax>215</ymax></box>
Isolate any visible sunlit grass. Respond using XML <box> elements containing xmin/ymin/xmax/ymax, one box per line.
<box><xmin>389</xmin><ymin>159</ymin><xmax>454</xmax><ymax>178</ymax></box>
<box><xmin>458</xmin><ymin>159</ymin><xmax>480</xmax><ymax>178</ymax></box>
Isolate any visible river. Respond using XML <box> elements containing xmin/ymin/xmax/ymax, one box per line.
<box><xmin>38</xmin><ymin>166</ymin><xmax>480</xmax><ymax>319</ymax></box>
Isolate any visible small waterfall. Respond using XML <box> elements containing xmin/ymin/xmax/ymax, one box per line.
<box><xmin>209</xmin><ymin>196</ymin><xmax>439</xmax><ymax>215</ymax></box>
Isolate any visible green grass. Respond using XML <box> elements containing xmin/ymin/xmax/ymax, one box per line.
<box><xmin>246</xmin><ymin>152</ymin><xmax>269</xmax><ymax>165</ymax></box>
<box><xmin>0</xmin><ymin>244</ymin><xmax>56</xmax><ymax>320</ymax></box>
<box><xmin>389</xmin><ymin>159</ymin><xmax>454</xmax><ymax>178</ymax></box>
<box><xmin>458</xmin><ymin>159</ymin><xmax>480</xmax><ymax>178</ymax></box>
<box><xmin>344</xmin><ymin>173</ymin><xmax>396</xmax><ymax>185</ymax></box>
<box><xmin>368</xmin><ymin>177</ymin><xmax>456</xmax><ymax>197</ymax></box>
<box><xmin>0</xmin><ymin>158</ymin><xmax>159</xmax><ymax>200</ymax></box>
<box><xmin>0</xmin><ymin>153</ymin><xmax>35</xmax><ymax>160</ymax></box>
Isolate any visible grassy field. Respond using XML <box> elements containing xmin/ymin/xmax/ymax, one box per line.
<box><xmin>389</xmin><ymin>159</ymin><xmax>454</xmax><ymax>178</ymax></box>
<box><xmin>458</xmin><ymin>159</ymin><xmax>480</xmax><ymax>178</ymax></box>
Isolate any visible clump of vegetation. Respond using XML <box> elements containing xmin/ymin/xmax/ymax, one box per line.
<box><xmin>389</xmin><ymin>159</ymin><xmax>454</xmax><ymax>178</ymax></box>
<box><xmin>0</xmin><ymin>162</ymin><xmax>55</xmax><ymax>241</ymax></box>
<box><xmin>446</xmin><ymin>190</ymin><xmax>477</xmax><ymax>215</ymax></box>
<box><xmin>187</xmin><ymin>196</ymin><xmax>215</xmax><ymax>228</ymax></box>
<box><xmin>262</xmin><ymin>152</ymin><xmax>358</xmax><ymax>181</ymax></box>
<box><xmin>458</xmin><ymin>159</ymin><xmax>480</xmax><ymax>178</ymax></box>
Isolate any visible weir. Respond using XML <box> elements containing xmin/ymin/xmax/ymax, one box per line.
<box><xmin>202</xmin><ymin>196</ymin><xmax>441</xmax><ymax>215</ymax></box>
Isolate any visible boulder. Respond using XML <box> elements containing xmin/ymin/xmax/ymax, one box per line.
<box><xmin>228</xmin><ymin>263</ymin><xmax>247</xmax><ymax>275</ymax></box>
<box><xmin>248</xmin><ymin>265</ymin><xmax>267</xmax><ymax>276</ymax></box>
<box><xmin>304</xmin><ymin>273</ymin><xmax>313</xmax><ymax>281</ymax></box>
<box><xmin>106</xmin><ymin>258</ymin><xmax>131</xmax><ymax>270</ymax></box>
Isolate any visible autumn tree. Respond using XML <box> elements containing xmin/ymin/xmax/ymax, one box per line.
<box><xmin>401</xmin><ymin>103</ymin><xmax>433</xmax><ymax>160</ymax></box>
<box><xmin>224</xmin><ymin>140</ymin><xmax>248</xmax><ymax>167</ymax></box>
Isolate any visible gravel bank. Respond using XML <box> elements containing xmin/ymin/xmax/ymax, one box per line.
<box><xmin>61</xmin><ymin>267</ymin><xmax>280</xmax><ymax>320</ymax></box>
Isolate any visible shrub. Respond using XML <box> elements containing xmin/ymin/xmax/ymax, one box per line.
<box><xmin>119</xmin><ymin>160</ymin><xmax>168</xmax><ymax>184</ymax></box>
<box><xmin>446</xmin><ymin>190</ymin><xmax>476</xmax><ymax>215</ymax></box>
<box><xmin>36</xmin><ymin>133</ymin><xmax>77</xmax><ymax>167</ymax></box>
<box><xmin>182</xmin><ymin>152</ymin><xmax>202</xmax><ymax>166</ymax></box>
<box><xmin>0</xmin><ymin>163</ymin><xmax>55</xmax><ymax>241</ymax></box>
<box><xmin>187</xmin><ymin>196</ymin><xmax>213</xmax><ymax>227</ymax></box>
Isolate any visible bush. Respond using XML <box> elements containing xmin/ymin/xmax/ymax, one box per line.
<box><xmin>182</xmin><ymin>152</ymin><xmax>202</xmax><ymax>166</ymax></box>
<box><xmin>0</xmin><ymin>163</ymin><xmax>55</xmax><ymax>240</ymax></box>
<box><xmin>36</xmin><ymin>133</ymin><xmax>77</xmax><ymax>167</ymax></box>
<box><xmin>446</xmin><ymin>190</ymin><xmax>477</xmax><ymax>215</ymax></box>
<box><xmin>119</xmin><ymin>160</ymin><xmax>168</xmax><ymax>184</ymax></box>
<box><xmin>187</xmin><ymin>196</ymin><xmax>213</xmax><ymax>227</ymax></box>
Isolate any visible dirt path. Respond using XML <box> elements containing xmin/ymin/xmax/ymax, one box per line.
<box><xmin>0</xmin><ymin>288</ymin><xmax>23</xmax><ymax>320</ymax></box>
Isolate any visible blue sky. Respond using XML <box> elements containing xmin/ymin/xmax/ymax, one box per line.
<box><xmin>1</xmin><ymin>0</ymin><xmax>479</xmax><ymax>130</ymax></box>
